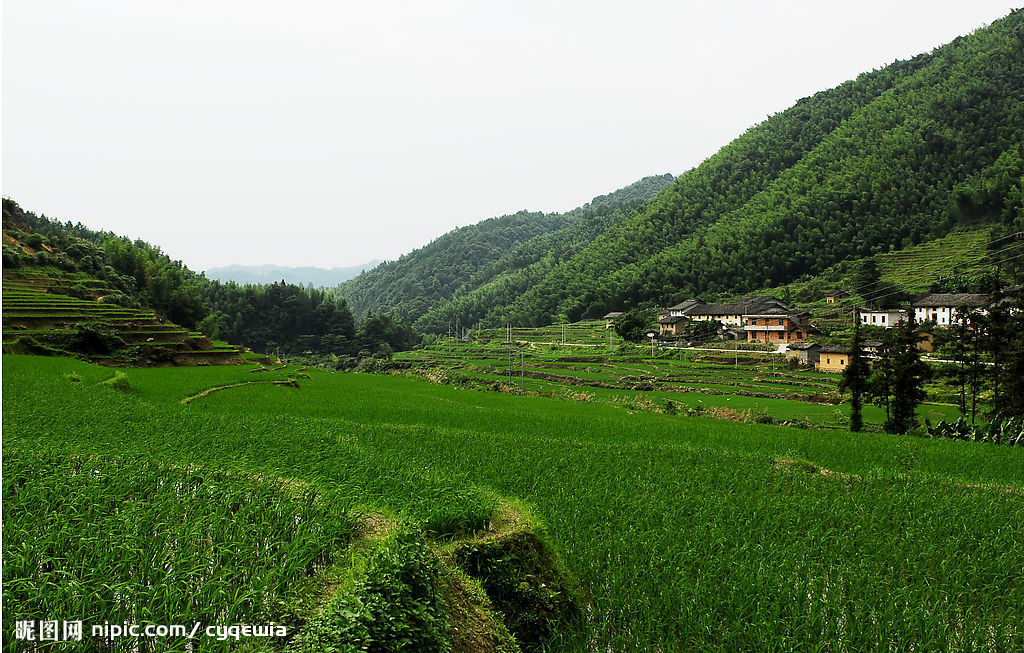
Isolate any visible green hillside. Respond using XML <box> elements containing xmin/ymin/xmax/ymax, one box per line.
<box><xmin>2</xmin><ymin>225</ymin><xmax>244</xmax><ymax>365</ymax></box>
<box><xmin>335</xmin><ymin>174</ymin><xmax>675</xmax><ymax>324</ymax></box>
<box><xmin>406</xmin><ymin>10</ymin><xmax>1024</xmax><ymax>328</ymax></box>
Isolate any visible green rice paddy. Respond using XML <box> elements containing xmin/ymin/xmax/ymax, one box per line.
<box><xmin>4</xmin><ymin>353</ymin><xmax>1022</xmax><ymax>651</ymax></box>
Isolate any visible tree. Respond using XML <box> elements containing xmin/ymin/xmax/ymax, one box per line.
<box><xmin>613</xmin><ymin>309</ymin><xmax>655</xmax><ymax>343</ymax></box>
<box><xmin>871</xmin><ymin>318</ymin><xmax>932</xmax><ymax>434</ymax></box>
<box><xmin>839</xmin><ymin>324</ymin><xmax>871</xmax><ymax>431</ymax></box>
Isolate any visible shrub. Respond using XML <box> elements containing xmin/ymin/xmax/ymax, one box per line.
<box><xmin>287</xmin><ymin>534</ymin><xmax>450</xmax><ymax>653</ymax></box>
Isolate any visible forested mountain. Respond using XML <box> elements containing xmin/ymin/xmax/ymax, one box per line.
<box><xmin>334</xmin><ymin>174</ymin><xmax>675</xmax><ymax>324</ymax></box>
<box><xmin>399</xmin><ymin>10</ymin><xmax>1024</xmax><ymax>329</ymax></box>
<box><xmin>2</xmin><ymin>200</ymin><xmax>412</xmax><ymax>359</ymax></box>
<box><xmin>205</xmin><ymin>261</ymin><xmax>381</xmax><ymax>287</ymax></box>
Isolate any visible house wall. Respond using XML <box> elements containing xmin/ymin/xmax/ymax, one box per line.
<box><xmin>858</xmin><ymin>311</ymin><xmax>906</xmax><ymax>328</ymax></box>
<box><xmin>690</xmin><ymin>314</ymin><xmax>742</xmax><ymax>325</ymax></box>
<box><xmin>816</xmin><ymin>355</ymin><xmax>850</xmax><ymax>373</ymax></box>
<box><xmin>659</xmin><ymin>323</ymin><xmax>681</xmax><ymax>336</ymax></box>
<box><xmin>786</xmin><ymin>349</ymin><xmax>819</xmax><ymax>364</ymax></box>
<box><xmin>913</xmin><ymin>305</ymin><xmax>985</xmax><ymax>326</ymax></box>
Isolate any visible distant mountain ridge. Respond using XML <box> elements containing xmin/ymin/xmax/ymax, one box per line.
<box><xmin>206</xmin><ymin>262</ymin><xmax>381</xmax><ymax>287</ymax></box>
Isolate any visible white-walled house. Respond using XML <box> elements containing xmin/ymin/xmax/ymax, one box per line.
<box><xmin>912</xmin><ymin>293</ymin><xmax>988</xmax><ymax>326</ymax></box>
<box><xmin>857</xmin><ymin>307</ymin><xmax>908</xmax><ymax>328</ymax></box>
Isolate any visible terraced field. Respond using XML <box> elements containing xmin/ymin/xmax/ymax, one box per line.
<box><xmin>4</xmin><ymin>354</ymin><xmax>1022</xmax><ymax>651</ymax></box>
<box><xmin>399</xmin><ymin>325</ymin><xmax>961</xmax><ymax>428</ymax></box>
<box><xmin>3</xmin><ymin>271</ymin><xmax>243</xmax><ymax>365</ymax></box>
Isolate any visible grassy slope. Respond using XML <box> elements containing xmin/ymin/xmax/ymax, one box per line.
<box><xmin>5</xmin><ymin>355</ymin><xmax>1023</xmax><ymax>650</ymax></box>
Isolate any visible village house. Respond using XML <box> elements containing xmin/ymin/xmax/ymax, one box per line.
<box><xmin>816</xmin><ymin>345</ymin><xmax>852</xmax><ymax>373</ymax></box>
<box><xmin>786</xmin><ymin>341</ymin><xmax>821</xmax><ymax>365</ymax></box>
<box><xmin>917</xmin><ymin>331</ymin><xmax>935</xmax><ymax>352</ymax></box>
<box><xmin>744</xmin><ymin>309</ymin><xmax>815</xmax><ymax>344</ymax></box>
<box><xmin>862</xmin><ymin>341</ymin><xmax>884</xmax><ymax>357</ymax></box>
<box><xmin>665</xmin><ymin>298</ymin><xmax>705</xmax><ymax>318</ymax></box>
<box><xmin>825</xmin><ymin>290</ymin><xmax>849</xmax><ymax>304</ymax></box>
<box><xmin>669</xmin><ymin>295</ymin><xmax>789</xmax><ymax>326</ymax></box>
<box><xmin>857</xmin><ymin>307</ymin><xmax>909</xmax><ymax>328</ymax></box>
<box><xmin>603</xmin><ymin>311</ymin><xmax>624</xmax><ymax>329</ymax></box>
<box><xmin>912</xmin><ymin>293</ymin><xmax>988</xmax><ymax>326</ymax></box>
<box><xmin>658</xmin><ymin>315</ymin><xmax>686</xmax><ymax>336</ymax></box>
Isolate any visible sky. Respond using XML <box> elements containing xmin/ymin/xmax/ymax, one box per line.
<box><xmin>2</xmin><ymin>1</ymin><xmax>1017</xmax><ymax>271</ymax></box>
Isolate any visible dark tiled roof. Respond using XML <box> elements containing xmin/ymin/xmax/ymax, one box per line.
<box><xmin>788</xmin><ymin>342</ymin><xmax>821</xmax><ymax>350</ymax></box>
<box><xmin>603</xmin><ymin>312</ymin><xmax>625</xmax><ymax>319</ymax></box>
<box><xmin>819</xmin><ymin>345</ymin><xmax>851</xmax><ymax>354</ymax></box>
<box><xmin>912</xmin><ymin>293</ymin><xmax>988</xmax><ymax>308</ymax></box>
<box><xmin>668</xmin><ymin>299</ymin><xmax>704</xmax><ymax>311</ymax></box>
<box><xmin>658</xmin><ymin>316</ymin><xmax>686</xmax><ymax>324</ymax></box>
<box><xmin>857</xmin><ymin>307</ymin><xmax>908</xmax><ymax>313</ymax></box>
<box><xmin>682</xmin><ymin>295</ymin><xmax>787</xmax><ymax>316</ymax></box>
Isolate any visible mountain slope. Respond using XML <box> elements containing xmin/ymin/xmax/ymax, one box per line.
<box><xmin>335</xmin><ymin>174</ymin><xmax>674</xmax><ymax>323</ymax></box>
<box><xmin>430</xmin><ymin>10</ymin><xmax>1024</xmax><ymax>327</ymax></box>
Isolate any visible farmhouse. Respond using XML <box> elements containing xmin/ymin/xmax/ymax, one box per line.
<box><xmin>816</xmin><ymin>345</ymin><xmax>852</xmax><ymax>372</ymax></box>
<box><xmin>786</xmin><ymin>341</ymin><xmax>821</xmax><ymax>365</ymax></box>
<box><xmin>665</xmin><ymin>298</ymin><xmax>705</xmax><ymax>317</ymax></box>
<box><xmin>857</xmin><ymin>307</ymin><xmax>908</xmax><ymax>328</ymax></box>
<box><xmin>670</xmin><ymin>295</ymin><xmax>789</xmax><ymax>326</ymax></box>
<box><xmin>743</xmin><ymin>310</ymin><xmax>815</xmax><ymax>344</ymax></box>
<box><xmin>658</xmin><ymin>315</ymin><xmax>686</xmax><ymax>336</ymax></box>
<box><xmin>862</xmin><ymin>341</ymin><xmax>884</xmax><ymax>357</ymax></box>
<box><xmin>825</xmin><ymin>290</ymin><xmax>849</xmax><ymax>304</ymax></box>
<box><xmin>603</xmin><ymin>311</ymin><xmax>624</xmax><ymax>329</ymax></box>
<box><xmin>912</xmin><ymin>293</ymin><xmax>988</xmax><ymax>326</ymax></box>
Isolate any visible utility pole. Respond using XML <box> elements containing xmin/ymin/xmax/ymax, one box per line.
<box><xmin>520</xmin><ymin>349</ymin><xmax>525</xmax><ymax>392</ymax></box>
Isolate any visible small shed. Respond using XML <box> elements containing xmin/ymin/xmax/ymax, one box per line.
<box><xmin>786</xmin><ymin>341</ymin><xmax>821</xmax><ymax>365</ymax></box>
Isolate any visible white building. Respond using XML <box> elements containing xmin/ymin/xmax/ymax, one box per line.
<box><xmin>857</xmin><ymin>307</ymin><xmax>908</xmax><ymax>328</ymax></box>
<box><xmin>912</xmin><ymin>293</ymin><xmax>988</xmax><ymax>326</ymax></box>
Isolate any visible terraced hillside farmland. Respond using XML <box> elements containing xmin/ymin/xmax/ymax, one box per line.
<box><xmin>4</xmin><ymin>354</ymin><xmax>1023</xmax><ymax>651</ymax></box>
<box><xmin>3</xmin><ymin>270</ymin><xmax>243</xmax><ymax>365</ymax></box>
<box><xmin>397</xmin><ymin>324</ymin><xmax>961</xmax><ymax>429</ymax></box>
<box><xmin>760</xmin><ymin>228</ymin><xmax>997</xmax><ymax>338</ymax></box>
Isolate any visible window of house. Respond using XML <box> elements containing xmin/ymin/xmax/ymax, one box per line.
<box><xmin>827</xmin><ymin>358</ymin><xmax>831</xmax><ymax>364</ymax></box>
<box><xmin>778</xmin><ymin>319</ymin><xmax>784</xmax><ymax>326</ymax></box>
<box><xmin>881</xmin><ymin>315</ymin><xmax>886</xmax><ymax>323</ymax></box>
<box><xmin>872</xmin><ymin>315</ymin><xmax>876</xmax><ymax>323</ymax></box>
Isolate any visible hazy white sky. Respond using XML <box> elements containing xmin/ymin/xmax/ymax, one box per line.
<box><xmin>2</xmin><ymin>1</ymin><xmax>1016</xmax><ymax>271</ymax></box>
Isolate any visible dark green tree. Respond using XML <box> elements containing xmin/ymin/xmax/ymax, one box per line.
<box><xmin>613</xmin><ymin>309</ymin><xmax>655</xmax><ymax>343</ymax></box>
<box><xmin>839</xmin><ymin>324</ymin><xmax>871</xmax><ymax>431</ymax></box>
<box><xmin>875</xmin><ymin>318</ymin><xmax>932</xmax><ymax>434</ymax></box>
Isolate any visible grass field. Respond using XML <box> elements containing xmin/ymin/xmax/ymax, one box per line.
<box><xmin>4</xmin><ymin>353</ymin><xmax>1023</xmax><ymax>651</ymax></box>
